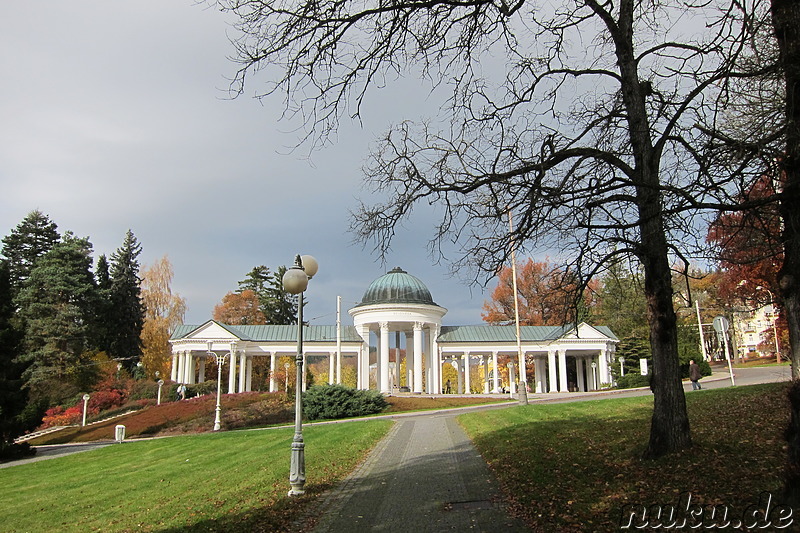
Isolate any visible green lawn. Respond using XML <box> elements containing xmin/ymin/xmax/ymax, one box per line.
<box><xmin>459</xmin><ymin>383</ymin><xmax>792</xmax><ymax>531</ymax></box>
<box><xmin>0</xmin><ymin>420</ymin><xmax>391</xmax><ymax>533</ymax></box>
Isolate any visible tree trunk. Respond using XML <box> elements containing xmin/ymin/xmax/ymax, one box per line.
<box><xmin>640</xmin><ymin>207</ymin><xmax>693</xmax><ymax>459</ymax></box>
<box><xmin>772</xmin><ymin>0</ymin><xmax>800</xmax><ymax>504</ymax></box>
<box><xmin>773</xmin><ymin>0</ymin><xmax>800</xmax><ymax>379</ymax></box>
<box><xmin>612</xmin><ymin>0</ymin><xmax>693</xmax><ymax>458</ymax></box>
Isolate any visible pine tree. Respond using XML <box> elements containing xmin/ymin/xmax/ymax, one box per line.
<box><xmin>93</xmin><ymin>254</ymin><xmax>114</xmax><ymax>354</ymax></box>
<box><xmin>238</xmin><ymin>265</ymin><xmax>298</xmax><ymax>325</ymax></box>
<box><xmin>108</xmin><ymin>230</ymin><xmax>144</xmax><ymax>371</ymax></box>
<box><xmin>16</xmin><ymin>233</ymin><xmax>99</xmax><ymax>401</ymax></box>
<box><xmin>0</xmin><ymin>260</ymin><xmax>31</xmax><ymax>454</ymax></box>
<box><xmin>0</xmin><ymin>210</ymin><xmax>60</xmax><ymax>300</ymax></box>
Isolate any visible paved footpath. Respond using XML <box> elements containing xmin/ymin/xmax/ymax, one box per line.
<box><xmin>310</xmin><ymin>409</ymin><xmax>529</xmax><ymax>532</ymax></box>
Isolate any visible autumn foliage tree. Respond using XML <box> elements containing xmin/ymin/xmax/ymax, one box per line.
<box><xmin>140</xmin><ymin>256</ymin><xmax>186</xmax><ymax>379</ymax></box>
<box><xmin>707</xmin><ymin>174</ymin><xmax>782</xmax><ymax>304</ymax></box>
<box><xmin>482</xmin><ymin>259</ymin><xmax>592</xmax><ymax>326</ymax></box>
<box><xmin>213</xmin><ymin>290</ymin><xmax>266</xmax><ymax>326</ymax></box>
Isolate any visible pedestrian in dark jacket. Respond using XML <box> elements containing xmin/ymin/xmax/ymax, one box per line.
<box><xmin>689</xmin><ymin>360</ymin><xmax>702</xmax><ymax>390</ymax></box>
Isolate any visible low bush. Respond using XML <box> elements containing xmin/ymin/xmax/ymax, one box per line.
<box><xmin>615</xmin><ymin>373</ymin><xmax>651</xmax><ymax>389</ymax></box>
<box><xmin>40</xmin><ymin>405</ymin><xmax>84</xmax><ymax>428</ymax></box>
<box><xmin>303</xmin><ymin>384</ymin><xmax>388</xmax><ymax>420</ymax></box>
<box><xmin>0</xmin><ymin>442</ymin><xmax>35</xmax><ymax>462</ymax></box>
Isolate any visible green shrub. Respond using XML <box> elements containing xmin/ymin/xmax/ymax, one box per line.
<box><xmin>302</xmin><ymin>384</ymin><xmax>388</xmax><ymax>420</ymax></box>
<box><xmin>615</xmin><ymin>373</ymin><xmax>651</xmax><ymax>389</ymax></box>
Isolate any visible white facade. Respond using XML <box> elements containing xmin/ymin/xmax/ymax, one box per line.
<box><xmin>169</xmin><ymin>269</ymin><xmax>618</xmax><ymax>394</ymax></box>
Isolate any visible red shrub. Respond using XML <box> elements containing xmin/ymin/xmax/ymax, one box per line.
<box><xmin>88</xmin><ymin>389</ymin><xmax>127</xmax><ymax>412</ymax></box>
<box><xmin>41</xmin><ymin>406</ymin><xmax>83</xmax><ymax>428</ymax></box>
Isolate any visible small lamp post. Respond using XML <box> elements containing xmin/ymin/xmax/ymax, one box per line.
<box><xmin>157</xmin><ymin>379</ymin><xmax>165</xmax><ymax>405</ymax></box>
<box><xmin>591</xmin><ymin>361</ymin><xmax>597</xmax><ymax>390</ymax></box>
<box><xmin>619</xmin><ymin>356</ymin><xmax>626</xmax><ymax>377</ymax></box>
<box><xmin>81</xmin><ymin>394</ymin><xmax>90</xmax><ymax>427</ymax></box>
<box><xmin>284</xmin><ymin>362</ymin><xmax>291</xmax><ymax>393</ymax></box>
<box><xmin>283</xmin><ymin>254</ymin><xmax>318</xmax><ymax>497</ymax></box>
<box><xmin>208</xmin><ymin>341</ymin><xmax>228</xmax><ymax>431</ymax></box>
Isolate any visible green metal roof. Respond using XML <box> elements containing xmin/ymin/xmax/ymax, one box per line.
<box><xmin>171</xmin><ymin>323</ymin><xmax>363</xmax><ymax>343</ymax></box>
<box><xmin>437</xmin><ymin>324</ymin><xmax>617</xmax><ymax>343</ymax></box>
<box><xmin>355</xmin><ymin>267</ymin><xmax>437</xmax><ymax>307</ymax></box>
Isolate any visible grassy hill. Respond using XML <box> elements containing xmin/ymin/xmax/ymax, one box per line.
<box><xmin>27</xmin><ymin>392</ymin><xmax>510</xmax><ymax>445</ymax></box>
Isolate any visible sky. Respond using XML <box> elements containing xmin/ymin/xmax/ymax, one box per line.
<box><xmin>0</xmin><ymin>1</ymin><xmax>493</xmax><ymax>327</ymax></box>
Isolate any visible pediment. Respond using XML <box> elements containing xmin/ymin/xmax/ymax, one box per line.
<box><xmin>563</xmin><ymin>322</ymin><xmax>612</xmax><ymax>340</ymax></box>
<box><xmin>183</xmin><ymin>320</ymin><xmax>241</xmax><ymax>341</ymax></box>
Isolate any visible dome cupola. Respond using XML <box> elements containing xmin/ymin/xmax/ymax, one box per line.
<box><xmin>357</xmin><ymin>267</ymin><xmax>436</xmax><ymax>306</ymax></box>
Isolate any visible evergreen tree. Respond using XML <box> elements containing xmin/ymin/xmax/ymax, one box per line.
<box><xmin>108</xmin><ymin>230</ymin><xmax>144</xmax><ymax>371</ymax></box>
<box><xmin>93</xmin><ymin>254</ymin><xmax>113</xmax><ymax>354</ymax></box>
<box><xmin>0</xmin><ymin>210</ymin><xmax>60</xmax><ymax>300</ymax></box>
<box><xmin>238</xmin><ymin>265</ymin><xmax>299</xmax><ymax>325</ymax></box>
<box><xmin>16</xmin><ymin>233</ymin><xmax>99</xmax><ymax>401</ymax></box>
<box><xmin>592</xmin><ymin>260</ymin><xmax>649</xmax><ymax>341</ymax></box>
<box><xmin>0</xmin><ymin>260</ymin><xmax>31</xmax><ymax>454</ymax></box>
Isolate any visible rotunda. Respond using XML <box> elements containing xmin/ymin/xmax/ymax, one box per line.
<box><xmin>349</xmin><ymin>267</ymin><xmax>447</xmax><ymax>394</ymax></box>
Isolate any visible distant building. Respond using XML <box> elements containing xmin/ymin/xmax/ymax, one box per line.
<box><xmin>732</xmin><ymin>302</ymin><xmax>780</xmax><ymax>359</ymax></box>
<box><xmin>170</xmin><ymin>267</ymin><xmax>618</xmax><ymax>394</ymax></box>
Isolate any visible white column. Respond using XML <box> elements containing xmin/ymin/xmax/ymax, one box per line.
<box><xmin>329</xmin><ymin>352</ymin><xmax>335</xmax><ymax>385</ymax></box>
<box><xmin>405</xmin><ymin>331</ymin><xmax>413</xmax><ymax>389</ymax></box>
<box><xmin>269</xmin><ymin>353</ymin><xmax>276</xmax><ymax>392</ymax></box>
<box><xmin>576</xmin><ymin>357</ymin><xmax>586</xmax><ymax>392</ymax></box>
<box><xmin>198</xmin><ymin>357</ymin><xmax>206</xmax><ymax>383</ymax></box>
<box><xmin>184</xmin><ymin>352</ymin><xmax>194</xmax><ymax>384</ymax></box>
<box><xmin>430</xmin><ymin>325</ymin><xmax>440</xmax><ymax>394</ymax></box>
<box><xmin>598</xmin><ymin>348</ymin><xmax>609</xmax><ymax>388</ymax></box>
<box><xmin>246</xmin><ymin>356</ymin><xmax>253</xmax><ymax>391</ymax></box>
<box><xmin>558</xmin><ymin>349</ymin><xmax>568</xmax><ymax>392</ymax></box>
<box><xmin>238</xmin><ymin>351</ymin><xmax>247</xmax><ymax>393</ymax></box>
<box><xmin>482</xmin><ymin>356</ymin><xmax>490</xmax><ymax>393</ymax></box>
<box><xmin>413</xmin><ymin>323</ymin><xmax>424</xmax><ymax>393</ymax></box>
<box><xmin>228</xmin><ymin>348</ymin><xmax>237</xmax><ymax>394</ymax></box>
<box><xmin>547</xmin><ymin>349</ymin><xmax>558</xmax><ymax>393</ymax></box>
<box><xmin>464</xmin><ymin>354</ymin><xmax>472</xmax><ymax>394</ymax></box>
<box><xmin>380</xmin><ymin>322</ymin><xmax>390</xmax><ymax>394</ymax></box>
<box><xmin>534</xmin><ymin>357</ymin><xmax>545</xmax><ymax>393</ymax></box>
<box><xmin>492</xmin><ymin>351</ymin><xmax>499</xmax><ymax>393</ymax></box>
<box><xmin>171</xmin><ymin>352</ymin><xmax>178</xmax><ymax>381</ymax></box>
<box><xmin>357</xmin><ymin>324</ymin><xmax>369</xmax><ymax>390</ymax></box>
<box><xmin>175</xmin><ymin>351</ymin><xmax>185</xmax><ymax>384</ymax></box>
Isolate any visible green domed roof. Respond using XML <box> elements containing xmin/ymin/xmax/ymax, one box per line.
<box><xmin>358</xmin><ymin>267</ymin><xmax>436</xmax><ymax>306</ymax></box>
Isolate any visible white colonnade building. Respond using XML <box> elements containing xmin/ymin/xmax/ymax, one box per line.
<box><xmin>169</xmin><ymin>267</ymin><xmax>618</xmax><ymax>394</ymax></box>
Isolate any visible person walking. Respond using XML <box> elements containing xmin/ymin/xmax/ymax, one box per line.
<box><xmin>689</xmin><ymin>360</ymin><xmax>702</xmax><ymax>390</ymax></box>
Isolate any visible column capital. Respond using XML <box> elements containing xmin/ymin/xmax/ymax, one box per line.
<box><xmin>413</xmin><ymin>321</ymin><xmax>424</xmax><ymax>331</ymax></box>
<box><xmin>379</xmin><ymin>321</ymin><xmax>389</xmax><ymax>331</ymax></box>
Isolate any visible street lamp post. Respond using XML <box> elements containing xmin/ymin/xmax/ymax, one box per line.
<box><xmin>619</xmin><ymin>356</ymin><xmax>626</xmax><ymax>377</ymax></box>
<box><xmin>157</xmin><ymin>379</ymin><xmax>164</xmax><ymax>405</ymax></box>
<box><xmin>82</xmin><ymin>394</ymin><xmax>90</xmax><ymax>427</ymax></box>
<box><xmin>284</xmin><ymin>362</ymin><xmax>291</xmax><ymax>393</ymax></box>
<box><xmin>283</xmin><ymin>254</ymin><xmax>319</xmax><ymax>497</ymax></box>
<box><xmin>591</xmin><ymin>362</ymin><xmax>597</xmax><ymax>390</ymax></box>
<box><xmin>208</xmin><ymin>341</ymin><xmax>228</xmax><ymax>431</ymax></box>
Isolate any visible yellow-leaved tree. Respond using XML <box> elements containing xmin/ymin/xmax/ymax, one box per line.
<box><xmin>140</xmin><ymin>256</ymin><xmax>186</xmax><ymax>379</ymax></box>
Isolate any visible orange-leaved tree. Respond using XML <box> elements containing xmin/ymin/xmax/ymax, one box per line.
<box><xmin>482</xmin><ymin>259</ymin><xmax>594</xmax><ymax>326</ymax></box>
<box><xmin>213</xmin><ymin>289</ymin><xmax>266</xmax><ymax>326</ymax></box>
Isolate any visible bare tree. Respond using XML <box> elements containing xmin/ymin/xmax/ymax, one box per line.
<box><xmin>218</xmin><ymin>0</ymin><xmax>773</xmax><ymax>458</ymax></box>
